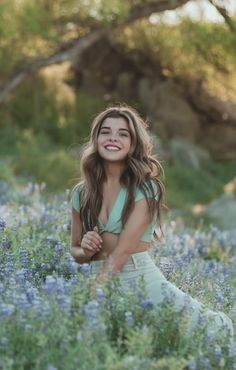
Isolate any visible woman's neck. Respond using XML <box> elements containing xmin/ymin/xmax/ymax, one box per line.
<box><xmin>103</xmin><ymin>162</ymin><xmax>126</xmax><ymax>183</ymax></box>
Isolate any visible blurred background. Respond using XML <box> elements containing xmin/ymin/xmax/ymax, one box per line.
<box><xmin>0</xmin><ymin>0</ymin><xmax>235</xmax><ymax>230</ymax></box>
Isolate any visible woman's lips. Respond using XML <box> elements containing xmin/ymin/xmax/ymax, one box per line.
<box><xmin>104</xmin><ymin>145</ymin><xmax>121</xmax><ymax>151</ymax></box>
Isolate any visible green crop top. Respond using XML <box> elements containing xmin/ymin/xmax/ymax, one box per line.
<box><xmin>72</xmin><ymin>181</ymin><xmax>159</xmax><ymax>243</ymax></box>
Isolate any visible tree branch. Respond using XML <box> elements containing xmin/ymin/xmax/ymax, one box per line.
<box><xmin>128</xmin><ymin>0</ymin><xmax>189</xmax><ymax>23</ymax></box>
<box><xmin>208</xmin><ymin>0</ymin><xmax>236</xmax><ymax>34</ymax></box>
<box><xmin>0</xmin><ymin>0</ymin><xmax>190</xmax><ymax>104</ymax></box>
<box><xmin>0</xmin><ymin>30</ymin><xmax>106</xmax><ymax>104</ymax></box>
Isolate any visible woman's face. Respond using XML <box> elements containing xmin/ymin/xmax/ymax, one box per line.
<box><xmin>97</xmin><ymin>117</ymin><xmax>133</xmax><ymax>163</ymax></box>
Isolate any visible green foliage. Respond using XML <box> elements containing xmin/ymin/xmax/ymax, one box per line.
<box><xmin>12</xmin><ymin>131</ymin><xmax>79</xmax><ymax>192</ymax></box>
<box><xmin>164</xmin><ymin>160</ymin><xmax>236</xmax><ymax>210</ymax></box>
<box><xmin>0</xmin><ymin>159</ymin><xmax>15</xmax><ymax>185</ymax></box>
<box><xmin>0</xmin><ymin>75</ymin><xmax>106</xmax><ymax>147</ymax></box>
<box><xmin>77</xmin><ymin>0</ymin><xmax>130</xmax><ymax>25</ymax></box>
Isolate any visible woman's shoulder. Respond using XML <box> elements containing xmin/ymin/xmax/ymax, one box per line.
<box><xmin>71</xmin><ymin>182</ymin><xmax>84</xmax><ymax>212</ymax></box>
<box><xmin>135</xmin><ymin>177</ymin><xmax>160</xmax><ymax>201</ymax></box>
<box><xmin>72</xmin><ymin>182</ymin><xmax>84</xmax><ymax>194</ymax></box>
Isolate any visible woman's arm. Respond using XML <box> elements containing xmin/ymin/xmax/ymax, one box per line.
<box><xmin>94</xmin><ymin>198</ymin><xmax>152</xmax><ymax>282</ymax></box>
<box><xmin>71</xmin><ymin>208</ymin><xmax>91</xmax><ymax>263</ymax></box>
<box><xmin>71</xmin><ymin>208</ymin><xmax>103</xmax><ymax>264</ymax></box>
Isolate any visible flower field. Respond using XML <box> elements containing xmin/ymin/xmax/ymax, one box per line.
<box><xmin>0</xmin><ymin>182</ymin><xmax>236</xmax><ymax>370</ymax></box>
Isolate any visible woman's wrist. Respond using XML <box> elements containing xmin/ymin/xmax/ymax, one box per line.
<box><xmin>71</xmin><ymin>246</ymin><xmax>92</xmax><ymax>263</ymax></box>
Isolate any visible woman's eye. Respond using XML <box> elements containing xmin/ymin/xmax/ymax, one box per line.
<box><xmin>120</xmin><ymin>133</ymin><xmax>129</xmax><ymax>137</ymax></box>
<box><xmin>100</xmin><ymin>131</ymin><xmax>109</xmax><ymax>135</ymax></box>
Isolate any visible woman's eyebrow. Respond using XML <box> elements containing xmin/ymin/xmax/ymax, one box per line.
<box><xmin>119</xmin><ymin>128</ymin><xmax>130</xmax><ymax>132</ymax></box>
<box><xmin>100</xmin><ymin>126</ymin><xmax>130</xmax><ymax>132</ymax></box>
<box><xmin>100</xmin><ymin>126</ymin><xmax>111</xmax><ymax>130</ymax></box>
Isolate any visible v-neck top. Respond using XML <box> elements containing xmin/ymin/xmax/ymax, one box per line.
<box><xmin>72</xmin><ymin>181</ymin><xmax>159</xmax><ymax>242</ymax></box>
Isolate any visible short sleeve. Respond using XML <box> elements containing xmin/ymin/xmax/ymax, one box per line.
<box><xmin>135</xmin><ymin>180</ymin><xmax>159</xmax><ymax>202</ymax></box>
<box><xmin>71</xmin><ymin>187</ymin><xmax>81</xmax><ymax>212</ymax></box>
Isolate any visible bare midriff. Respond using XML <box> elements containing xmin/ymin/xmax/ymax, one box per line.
<box><xmin>91</xmin><ymin>231</ymin><xmax>151</xmax><ymax>261</ymax></box>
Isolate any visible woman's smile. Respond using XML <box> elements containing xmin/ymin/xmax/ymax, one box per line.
<box><xmin>104</xmin><ymin>145</ymin><xmax>121</xmax><ymax>151</ymax></box>
<box><xmin>97</xmin><ymin>117</ymin><xmax>132</xmax><ymax>161</ymax></box>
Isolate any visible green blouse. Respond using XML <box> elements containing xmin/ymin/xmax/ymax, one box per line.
<box><xmin>72</xmin><ymin>181</ymin><xmax>159</xmax><ymax>243</ymax></box>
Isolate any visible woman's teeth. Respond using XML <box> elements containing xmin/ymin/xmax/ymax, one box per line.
<box><xmin>105</xmin><ymin>146</ymin><xmax>120</xmax><ymax>151</ymax></box>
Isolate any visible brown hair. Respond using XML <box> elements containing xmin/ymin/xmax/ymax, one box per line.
<box><xmin>71</xmin><ymin>104</ymin><xmax>166</xmax><ymax>240</ymax></box>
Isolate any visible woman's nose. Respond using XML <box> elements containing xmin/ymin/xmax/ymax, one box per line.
<box><xmin>108</xmin><ymin>135</ymin><xmax>118</xmax><ymax>141</ymax></box>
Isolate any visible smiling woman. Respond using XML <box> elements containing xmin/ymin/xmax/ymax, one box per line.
<box><xmin>97</xmin><ymin>117</ymin><xmax>133</xmax><ymax>163</ymax></box>
<box><xmin>70</xmin><ymin>104</ymin><xmax>233</xmax><ymax>339</ymax></box>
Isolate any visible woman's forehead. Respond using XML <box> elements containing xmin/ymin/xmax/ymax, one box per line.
<box><xmin>101</xmin><ymin>116</ymin><xmax>129</xmax><ymax>129</ymax></box>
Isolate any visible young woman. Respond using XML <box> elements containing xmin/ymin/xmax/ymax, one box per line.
<box><xmin>70</xmin><ymin>105</ymin><xmax>233</xmax><ymax>337</ymax></box>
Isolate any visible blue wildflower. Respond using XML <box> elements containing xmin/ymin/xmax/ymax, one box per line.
<box><xmin>2</xmin><ymin>236</ymin><xmax>10</xmax><ymax>249</ymax></box>
<box><xmin>0</xmin><ymin>304</ymin><xmax>15</xmax><ymax>319</ymax></box>
<box><xmin>125</xmin><ymin>311</ymin><xmax>134</xmax><ymax>326</ymax></box>
<box><xmin>44</xmin><ymin>276</ymin><xmax>58</xmax><ymax>294</ymax></box>
<box><xmin>96</xmin><ymin>288</ymin><xmax>106</xmax><ymax>300</ymax></box>
<box><xmin>0</xmin><ymin>337</ymin><xmax>8</xmax><ymax>350</ymax></box>
<box><xmin>84</xmin><ymin>300</ymin><xmax>100</xmax><ymax>320</ymax></box>
<box><xmin>140</xmin><ymin>299</ymin><xmax>154</xmax><ymax>311</ymax></box>
<box><xmin>80</xmin><ymin>263</ymin><xmax>91</xmax><ymax>276</ymax></box>
<box><xmin>0</xmin><ymin>217</ymin><xmax>6</xmax><ymax>231</ymax></box>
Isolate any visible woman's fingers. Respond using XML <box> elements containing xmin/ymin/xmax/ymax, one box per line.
<box><xmin>81</xmin><ymin>228</ymin><xmax>103</xmax><ymax>254</ymax></box>
<box><xmin>87</xmin><ymin>232</ymin><xmax>102</xmax><ymax>247</ymax></box>
<box><xmin>82</xmin><ymin>236</ymin><xmax>102</xmax><ymax>252</ymax></box>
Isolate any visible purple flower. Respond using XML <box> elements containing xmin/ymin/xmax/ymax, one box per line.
<box><xmin>125</xmin><ymin>311</ymin><xmax>134</xmax><ymax>326</ymax></box>
<box><xmin>188</xmin><ymin>359</ymin><xmax>197</xmax><ymax>370</ymax></box>
<box><xmin>80</xmin><ymin>263</ymin><xmax>91</xmax><ymax>276</ymax></box>
<box><xmin>47</xmin><ymin>364</ymin><xmax>58</xmax><ymax>370</ymax></box>
<box><xmin>2</xmin><ymin>236</ymin><xmax>10</xmax><ymax>249</ymax></box>
<box><xmin>140</xmin><ymin>299</ymin><xmax>154</xmax><ymax>311</ymax></box>
<box><xmin>44</xmin><ymin>276</ymin><xmax>58</xmax><ymax>294</ymax></box>
<box><xmin>0</xmin><ymin>337</ymin><xmax>8</xmax><ymax>349</ymax></box>
<box><xmin>0</xmin><ymin>217</ymin><xmax>6</xmax><ymax>231</ymax></box>
<box><xmin>57</xmin><ymin>294</ymin><xmax>71</xmax><ymax>312</ymax></box>
<box><xmin>19</xmin><ymin>247</ymin><xmax>29</xmax><ymax>268</ymax></box>
<box><xmin>15</xmin><ymin>269</ymin><xmax>27</xmax><ymax>285</ymax></box>
<box><xmin>0</xmin><ymin>304</ymin><xmax>15</xmax><ymax>319</ymax></box>
<box><xmin>96</xmin><ymin>288</ymin><xmax>106</xmax><ymax>300</ymax></box>
<box><xmin>84</xmin><ymin>300</ymin><xmax>100</xmax><ymax>319</ymax></box>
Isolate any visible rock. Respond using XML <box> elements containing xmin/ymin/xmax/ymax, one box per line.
<box><xmin>204</xmin><ymin>192</ymin><xmax>236</xmax><ymax>230</ymax></box>
<box><xmin>138</xmin><ymin>78</ymin><xmax>201</xmax><ymax>141</ymax></box>
<box><xmin>201</xmin><ymin>124</ymin><xmax>236</xmax><ymax>160</ymax></box>
<box><xmin>116</xmin><ymin>72</ymin><xmax>137</xmax><ymax>99</ymax></box>
<box><xmin>167</xmin><ymin>139</ymin><xmax>211</xmax><ymax>170</ymax></box>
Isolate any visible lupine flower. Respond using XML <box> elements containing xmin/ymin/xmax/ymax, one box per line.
<box><xmin>44</xmin><ymin>276</ymin><xmax>58</xmax><ymax>294</ymax></box>
<box><xmin>0</xmin><ymin>217</ymin><xmax>6</xmax><ymax>231</ymax></box>
<box><xmin>84</xmin><ymin>300</ymin><xmax>100</xmax><ymax>320</ymax></box>
<box><xmin>228</xmin><ymin>341</ymin><xmax>236</xmax><ymax>358</ymax></box>
<box><xmin>15</xmin><ymin>269</ymin><xmax>27</xmax><ymax>285</ymax></box>
<box><xmin>140</xmin><ymin>299</ymin><xmax>154</xmax><ymax>311</ymax></box>
<box><xmin>0</xmin><ymin>337</ymin><xmax>8</xmax><ymax>350</ymax></box>
<box><xmin>0</xmin><ymin>303</ymin><xmax>15</xmax><ymax>319</ymax></box>
<box><xmin>188</xmin><ymin>359</ymin><xmax>197</xmax><ymax>370</ymax></box>
<box><xmin>2</xmin><ymin>236</ymin><xmax>10</xmax><ymax>249</ymax></box>
<box><xmin>4</xmin><ymin>261</ymin><xmax>14</xmax><ymax>278</ymax></box>
<box><xmin>96</xmin><ymin>288</ymin><xmax>106</xmax><ymax>300</ymax></box>
<box><xmin>47</xmin><ymin>364</ymin><xmax>58</xmax><ymax>370</ymax></box>
<box><xmin>80</xmin><ymin>263</ymin><xmax>91</xmax><ymax>276</ymax></box>
<box><xmin>56</xmin><ymin>294</ymin><xmax>71</xmax><ymax>312</ymax></box>
<box><xmin>199</xmin><ymin>357</ymin><xmax>211</xmax><ymax>370</ymax></box>
<box><xmin>125</xmin><ymin>311</ymin><xmax>134</xmax><ymax>326</ymax></box>
<box><xmin>65</xmin><ymin>253</ymin><xmax>78</xmax><ymax>274</ymax></box>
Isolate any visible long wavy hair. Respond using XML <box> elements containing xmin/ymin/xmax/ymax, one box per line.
<box><xmin>71</xmin><ymin>104</ymin><xmax>166</xmax><ymax>241</ymax></box>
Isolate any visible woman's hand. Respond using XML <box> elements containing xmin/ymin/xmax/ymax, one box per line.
<box><xmin>81</xmin><ymin>226</ymin><xmax>103</xmax><ymax>257</ymax></box>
